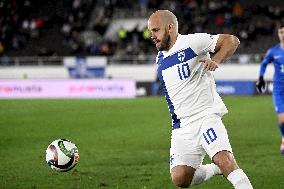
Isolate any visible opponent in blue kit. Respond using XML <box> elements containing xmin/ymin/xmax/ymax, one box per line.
<box><xmin>148</xmin><ymin>10</ymin><xmax>253</xmax><ymax>188</ymax></box>
<box><xmin>256</xmin><ymin>23</ymin><xmax>284</xmax><ymax>153</ymax></box>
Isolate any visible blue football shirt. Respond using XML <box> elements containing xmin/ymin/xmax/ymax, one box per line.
<box><xmin>260</xmin><ymin>44</ymin><xmax>284</xmax><ymax>91</ymax></box>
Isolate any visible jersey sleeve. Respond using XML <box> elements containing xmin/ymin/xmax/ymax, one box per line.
<box><xmin>189</xmin><ymin>33</ymin><xmax>219</xmax><ymax>55</ymax></box>
<box><xmin>259</xmin><ymin>48</ymin><xmax>273</xmax><ymax>77</ymax></box>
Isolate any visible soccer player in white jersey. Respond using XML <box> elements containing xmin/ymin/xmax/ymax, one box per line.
<box><xmin>148</xmin><ymin>10</ymin><xmax>253</xmax><ymax>188</ymax></box>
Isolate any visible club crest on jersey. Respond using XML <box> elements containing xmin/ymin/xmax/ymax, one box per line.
<box><xmin>178</xmin><ymin>51</ymin><xmax>185</xmax><ymax>62</ymax></box>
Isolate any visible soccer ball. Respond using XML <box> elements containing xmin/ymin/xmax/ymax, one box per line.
<box><xmin>46</xmin><ymin>139</ymin><xmax>79</xmax><ymax>172</ymax></box>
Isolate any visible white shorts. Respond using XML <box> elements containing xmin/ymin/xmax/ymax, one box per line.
<box><xmin>169</xmin><ymin>114</ymin><xmax>232</xmax><ymax>171</ymax></box>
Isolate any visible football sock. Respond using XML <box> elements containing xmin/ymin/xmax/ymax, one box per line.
<box><xmin>190</xmin><ymin>163</ymin><xmax>221</xmax><ymax>186</ymax></box>
<box><xmin>227</xmin><ymin>169</ymin><xmax>253</xmax><ymax>189</ymax></box>
<box><xmin>278</xmin><ymin>124</ymin><xmax>284</xmax><ymax>139</ymax></box>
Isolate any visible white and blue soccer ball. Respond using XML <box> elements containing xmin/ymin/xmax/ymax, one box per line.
<box><xmin>46</xmin><ymin>139</ymin><xmax>79</xmax><ymax>172</ymax></box>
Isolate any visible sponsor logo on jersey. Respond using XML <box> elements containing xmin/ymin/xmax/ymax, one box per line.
<box><xmin>274</xmin><ymin>55</ymin><xmax>282</xmax><ymax>59</ymax></box>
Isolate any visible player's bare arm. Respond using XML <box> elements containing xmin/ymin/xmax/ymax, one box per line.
<box><xmin>202</xmin><ymin>34</ymin><xmax>240</xmax><ymax>71</ymax></box>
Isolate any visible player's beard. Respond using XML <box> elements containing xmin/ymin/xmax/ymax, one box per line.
<box><xmin>157</xmin><ymin>29</ymin><xmax>171</xmax><ymax>51</ymax></box>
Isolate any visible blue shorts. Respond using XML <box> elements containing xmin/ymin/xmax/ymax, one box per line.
<box><xmin>273</xmin><ymin>90</ymin><xmax>284</xmax><ymax>114</ymax></box>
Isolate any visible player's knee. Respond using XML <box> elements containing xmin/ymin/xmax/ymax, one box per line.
<box><xmin>214</xmin><ymin>155</ymin><xmax>232</xmax><ymax>169</ymax></box>
<box><xmin>213</xmin><ymin>151</ymin><xmax>238</xmax><ymax>176</ymax></box>
<box><xmin>171</xmin><ymin>166</ymin><xmax>195</xmax><ymax>188</ymax></box>
<box><xmin>171</xmin><ymin>172</ymin><xmax>190</xmax><ymax>188</ymax></box>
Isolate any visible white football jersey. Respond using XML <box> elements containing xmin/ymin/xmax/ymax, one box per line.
<box><xmin>156</xmin><ymin>33</ymin><xmax>228</xmax><ymax>129</ymax></box>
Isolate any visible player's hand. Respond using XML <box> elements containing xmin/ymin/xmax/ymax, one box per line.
<box><xmin>200</xmin><ymin>59</ymin><xmax>219</xmax><ymax>71</ymax></box>
<box><xmin>256</xmin><ymin>76</ymin><xmax>266</xmax><ymax>93</ymax></box>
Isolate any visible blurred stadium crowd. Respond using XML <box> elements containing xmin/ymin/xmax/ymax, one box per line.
<box><xmin>1</xmin><ymin>0</ymin><xmax>284</xmax><ymax>60</ymax></box>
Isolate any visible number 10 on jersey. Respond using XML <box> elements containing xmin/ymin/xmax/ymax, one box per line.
<box><xmin>178</xmin><ymin>63</ymin><xmax>191</xmax><ymax>80</ymax></box>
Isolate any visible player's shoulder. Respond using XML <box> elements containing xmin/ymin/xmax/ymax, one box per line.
<box><xmin>183</xmin><ymin>33</ymin><xmax>218</xmax><ymax>48</ymax></box>
<box><xmin>184</xmin><ymin>33</ymin><xmax>214</xmax><ymax>40</ymax></box>
<box><xmin>266</xmin><ymin>44</ymin><xmax>280</xmax><ymax>55</ymax></box>
<box><xmin>270</xmin><ymin>44</ymin><xmax>281</xmax><ymax>51</ymax></box>
<box><xmin>182</xmin><ymin>33</ymin><xmax>218</xmax><ymax>54</ymax></box>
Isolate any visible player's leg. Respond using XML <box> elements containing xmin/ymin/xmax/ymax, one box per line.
<box><xmin>169</xmin><ymin>133</ymin><xmax>200</xmax><ymax>187</ymax></box>
<box><xmin>277</xmin><ymin>113</ymin><xmax>284</xmax><ymax>153</ymax></box>
<box><xmin>201</xmin><ymin>114</ymin><xmax>253</xmax><ymax>189</ymax></box>
<box><xmin>212</xmin><ymin>151</ymin><xmax>238</xmax><ymax>177</ymax></box>
<box><xmin>189</xmin><ymin>162</ymin><xmax>221</xmax><ymax>186</ymax></box>
<box><xmin>213</xmin><ymin>151</ymin><xmax>253</xmax><ymax>189</ymax></box>
<box><xmin>171</xmin><ymin>163</ymin><xmax>221</xmax><ymax>188</ymax></box>
<box><xmin>170</xmin><ymin>117</ymin><xmax>221</xmax><ymax>188</ymax></box>
<box><xmin>170</xmin><ymin>128</ymin><xmax>204</xmax><ymax>187</ymax></box>
<box><xmin>170</xmin><ymin>165</ymin><xmax>195</xmax><ymax>187</ymax></box>
<box><xmin>273</xmin><ymin>92</ymin><xmax>284</xmax><ymax>153</ymax></box>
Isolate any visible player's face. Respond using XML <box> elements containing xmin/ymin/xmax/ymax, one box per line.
<box><xmin>148</xmin><ymin>17</ymin><xmax>171</xmax><ymax>51</ymax></box>
<box><xmin>158</xmin><ymin>29</ymin><xmax>171</xmax><ymax>51</ymax></box>
<box><xmin>278</xmin><ymin>27</ymin><xmax>284</xmax><ymax>43</ymax></box>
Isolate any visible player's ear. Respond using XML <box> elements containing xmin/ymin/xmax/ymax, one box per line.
<box><xmin>168</xmin><ymin>23</ymin><xmax>174</xmax><ymax>33</ymax></box>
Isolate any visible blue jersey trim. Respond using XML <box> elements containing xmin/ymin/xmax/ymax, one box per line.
<box><xmin>156</xmin><ymin>47</ymin><xmax>197</xmax><ymax>130</ymax></box>
<box><xmin>157</xmin><ymin>51</ymin><xmax>165</xmax><ymax>83</ymax></box>
<box><xmin>159</xmin><ymin>47</ymin><xmax>197</xmax><ymax>71</ymax></box>
<box><xmin>163</xmin><ymin>87</ymin><xmax>181</xmax><ymax>130</ymax></box>
<box><xmin>157</xmin><ymin>47</ymin><xmax>197</xmax><ymax>83</ymax></box>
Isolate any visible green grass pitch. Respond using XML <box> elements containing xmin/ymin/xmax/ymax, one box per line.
<box><xmin>0</xmin><ymin>96</ymin><xmax>283</xmax><ymax>189</ymax></box>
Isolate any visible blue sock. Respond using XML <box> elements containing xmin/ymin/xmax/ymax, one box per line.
<box><xmin>278</xmin><ymin>125</ymin><xmax>284</xmax><ymax>139</ymax></box>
